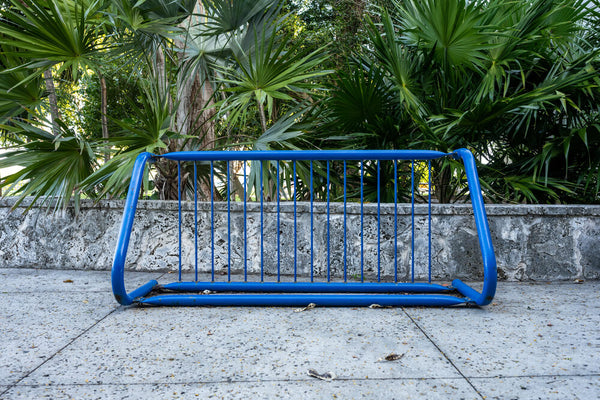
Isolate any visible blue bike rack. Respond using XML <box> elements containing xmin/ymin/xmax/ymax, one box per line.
<box><xmin>112</xmin><ymin>149</ymin><xmax>497</xmax><ymax>307</ymax></box>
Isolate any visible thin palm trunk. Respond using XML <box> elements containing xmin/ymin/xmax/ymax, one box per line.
<box><xmin>43</xmin><ymin>69</ymin><xmax>60</xmax><ymax>136</ymax></box>
<box><xmin>99</xmin><ymin>73</ymin><xmax>109</xmax><ymax>162</ymax></box>
<box><xmin>257</xmin><ymin>99</ymin><xmax>268</xmax><ymax>133</ymax></box>
<box><xmin>187</xmin><ymin>75</ymin><xmax>217</xmax><ymax>199</ymax></box>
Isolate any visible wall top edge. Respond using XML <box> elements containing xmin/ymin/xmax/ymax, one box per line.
<box><xmin>2</xmin><ymin>197</ymin><xmax>600</xmax><ymax>216</ymax></box>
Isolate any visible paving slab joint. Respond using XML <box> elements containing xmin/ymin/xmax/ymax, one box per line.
<box><xmin>0</xmin><ymin>308</ymin><xmax>118</xmax><ymax>398</ymax></box>
<box><xmin>401</xmin><ymin>308</ymin><xmax>486</xmax><ymax>400</ymax></box>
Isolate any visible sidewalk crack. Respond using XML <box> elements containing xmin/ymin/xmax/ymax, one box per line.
<box><xmin>0</xmin><ymin>307</ymin><xmax>119</xmax><ymax>398</ymax></box>
<box><xmin>402</xmin><ymin>308</ymin><xmax>485</xmax><ymax>400</ymax></box>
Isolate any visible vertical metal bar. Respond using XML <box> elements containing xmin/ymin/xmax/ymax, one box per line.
<box><xmin>310</xmin><ymin>161</ymin><xmax>314</xmax><ymax>283</ymax></box>
<box><xmin>211</xmin><ymin>161</ymin><xmax>214</xmax><ymax>282</ymax></box>
<box><xmin>227</xmin><ymin>160</ymin><xmax>231</xmax><ymax>282</ymax></box>
<box><xmin>244</xmin><ymin>160</ymin><xmax>247</xmax><ymax>282</ymax></box>
<box><xmin>194</xmin><ymin>161</ymin><xmax>198</xmax><ymax>282</ymax></box>
<box><xmin>277</xmin><ymin>160</ymin><xmax>281</xmax><ymax>282</ymax></box>
<box><xmin>360</xmin><ymin>160</ymin><xmax>364</xmax><ymax>283</ymax></box>
<box><xmin>428</xmin><ymin>160</ymin><xmax>432</xmax><ymax>284</ymax></box>
<box><xmin>343</xmin><ymin>160</ymin><xmax>347</xmax><ymax>283</ymax></box>
<box><xmin>260</xmin><ymin>161</ymin><xmax>264</xmax><ymax>282</ymax></box>
<box><xmin>377</xmin><ymin>159</ymin><xmax>381</xmax><ymax>282</ymax></box>
<box><xmin>326</xmin><ymin>160</ymin><xmax>330</xmax><ymax>282</ymax></box>
<box><xmin>293</xmin><ymin>160</ymin><xmax>298</xmax><ymax>283</ymax></box>
<box><xmin>411</xmin><ymin>160</ymin><xmax>415</xmax><ymax>283</ymax></box>
<box><xmin>177</xmin><ymin>161</ymin><xmax>182</xmax><ymax>282</ymax></box>
<box><xmin>394</xmin><ymin>160</ymin><xmax>398</xmax><ymax>283</ymax></box>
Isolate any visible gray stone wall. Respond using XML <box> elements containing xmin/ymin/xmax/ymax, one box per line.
<box><xmin>0</xmin><ymin>197</ymin><xmax>598</xmax><ymax>281</ymax></box>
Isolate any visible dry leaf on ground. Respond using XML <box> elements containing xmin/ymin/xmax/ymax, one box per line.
<box><xmin>307</xmin><ymin>369</ymin><xmax>336</xmax><ymax>381</ymax></box>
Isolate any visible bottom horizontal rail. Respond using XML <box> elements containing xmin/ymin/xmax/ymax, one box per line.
<box><xmin>453</xmin><ymin>278</ymin><xmax>494</xmax><ymax>306</ymax></box>
<box><xmin>159</xmin><ymin>281</ymin><xmax>453</xmax><ymax>293</ymax></box>
<box><xmin>137</xmin><ymin>293</ymin><xmax>470</xmax><ymax>307</ymax></box>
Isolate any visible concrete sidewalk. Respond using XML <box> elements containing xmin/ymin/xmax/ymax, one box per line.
<box><xmin>0</xmin><ymin>268</ymin><xmax>598</xmax><ymax>399</ymax></box>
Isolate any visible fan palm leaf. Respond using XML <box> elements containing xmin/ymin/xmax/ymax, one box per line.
<box><xmin>0</xmin><ymin>118</ymin><xmax>96</xmax><ymax>212</ymax></box>
<box><xmin>0</xmin><ymin>0</ymin><xmax>104</xmax><ymax>84</ymax></box>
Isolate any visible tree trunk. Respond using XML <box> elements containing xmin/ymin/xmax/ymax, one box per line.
<box><xmin>43</xmin><ymin>69</ymin><xmax>60</xmax><ymax>136</ymax></box>
<box><xmin>175</xmin><ymin>1</ymin><xmax>216</xmax><ymax>150</ymax></box>
<box><xmin>188</xmin><ymin>75</ymin><xmax>217</xmax><ymax>200</ymax></box>
<box><xmin>333</xmin><ymin>0</ymin><xmax>367</xmax><ymax>65</ymax></box>
<box><xmin>153</xmin><ymin>45</ymin><xmax>179</xmax><ymax>200</ymax></box>
<box><xmin>434</xmin><ymin>162</ymin><xmax>453</xmax><ymax>203</ymax></box>
<box><xmin>171</xmin><ymin>2</ymin><xmax>218</xmax><ymax>199</ymax></box>
<box><xmin>155</xmin><ymin>1</ymin><xmax>221</xmax><ymax>200</ymax></box>
<box><xmin>99</xmin><ymin>73</ymin><xmax>109</xmax><ymax>162</ymax></box>
<box><xmin>175</xmin><ymin>74</ymin><xmax>192</xmax><ymax>139</ymax></box>
<box><xmin>190</xmin><ymin>76</ymin><xmax>216</xmax><ymax>149</ymax></box>
<box><xmin>154</xmin><ymin>48</ymin><xmax>168</xmax><ymax>95</ymax></box>
<box><xmin>257</xmin><ymin>99</ymin><xmax>268</xmax><ymax>133</ymax></box>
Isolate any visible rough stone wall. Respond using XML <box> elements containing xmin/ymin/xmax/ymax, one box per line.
<box><xmin>0</xmin><ymin>198</ymin><xmax>598</xmax><ymax>281</ymax></box>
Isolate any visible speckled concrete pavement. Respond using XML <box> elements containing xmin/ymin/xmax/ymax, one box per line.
<box><xmin>0</xmin><ymin>268</ymin><xmax>598</xmax><ymax>400</ymax></box>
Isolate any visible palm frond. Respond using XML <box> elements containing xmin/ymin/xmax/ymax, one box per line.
<box><xmin>0</xmin><ymin>118</ymin><xmax>96</xmax><ymax>212</ymax></box>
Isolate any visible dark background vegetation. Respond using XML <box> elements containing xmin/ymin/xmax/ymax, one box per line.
<box><xmin>1</xmin><ymin>0</ymin><xmax>599</xmax><ymax>210</ymax></box>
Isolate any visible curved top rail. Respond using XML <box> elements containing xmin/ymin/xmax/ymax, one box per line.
<box><xmin>450</xmin><ymin>148</ymin><xmax>497</xmax><ymax>305</ymax></box>
<box><xmin>160</xmin><ymin>150</ymin><xmax>450</xmax><ymax>162</ymax></box>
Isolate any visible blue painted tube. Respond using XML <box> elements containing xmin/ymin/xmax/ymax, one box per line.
<box><xmin>194</xmin><ymin>161</ymin><xmax>198</xmax><ymax>282</ymax></box>
<box><xmin>277</xmin><ymin>161</ymin><xmax>281</xmax><ymax>282</ymax></box>
<box><xmin>113</xmin><ymin>148</ymin><xmax>496</xmax><ymax>308</ymax></box>
<box><xmin>411</xmin><ymin>160</ymin><xmax>415</xmax><ymax>283</ymax></box>
<box><xmin>227</xmin><ymin>161</ymin><xmax>231</xmax><ymax>282</ymax></box>
<box><xmin>310</xmin><ymin>161</ymin><xmax>314</xmax><ymax>283</ymax></box>
<box><xmin>260</xmin><ymin>160</ymin><xmax>264</xmax><ymax>282</ymax></box>
<box><xmin>377</xmin><ymin>160</ymin><xmax>381</xmax><ymax>282</ymax></box>
<box><xmin>161</xmin><ymin>150</ymin><xmax>449</xmax><ymax>162</ymax></box>
<box><xmin>452</xmin><ymin>148</ymin><xmax>497</xmax><ymax>306</ymax></box>
<box><xmin>451</xmin><ymin>279</ymin><xmax>487</xmax><ymax>305</ymax></box>
<box><xmin>210</xmin><ymin>161</ymin><xmax>215</xmax><ymax>282</ymax></box>
<box><xmin>111</xmin><ymin>152</ymin><xmax>154</xmax><ymax>305</ymax></box>
<box><xmin>244</xmin><ymin>161</ymin><xmax>247</xmax><ymax>282</ymax></box>
<box><xmin>293</xmin><ymin>160</ymin><xmax>298</xmax><ymax>282</ymax></box>
<box><xmin>360</xmin><ymin>160</ymin><xmax>364</xmax><ymax>282</ymax></box>
<box><xmin>160</xmin><ymin>281</ymin><xmax>453</xmax><ymax>293</ymax></box>
<box><xmin>177</xmin><ymin>161</ymin><xmax>182</xmax><ymax>282</ymax></box>
<box><xmin>139</xmin><ymin>293</ymin><xmax>467</xmax><ymax>307</ymax></box>
<box><xmin>326</xmin><ymin>160</ymin><xmax>330</xmax><ymax>282</ymax></box>
<box><xmin>394</xmin><ymin>160</ymin><xmax>398</xmax><ymax>283</ymax></box>
<box><xmin>343</xmin><ymin>160</ymin><xmax>347</xmax><ymax>283</ymax></box>
<box><xmin>428</xmin><ymin>160</ymin><xmax>432</xmax><ymax>284</ymax></box>
<box><xmin>129</xmin><ymin>280</ymin><xmax>159</xmax><ymax>300</ymax></box>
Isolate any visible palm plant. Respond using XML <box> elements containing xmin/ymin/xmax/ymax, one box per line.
<box><xmin>324</xmin><ymin>0</ymin><xmax>600</xmax><ymax>203</ymax></box>
<box><xmin>216</xmin><ymin>26</ymin><xmax>331</xmax><ymax>134</ymax></box>
<box><xmin>0</xmin><ymin>0</ymin><xmax>108</xmax><ymax>209</ymax></box>
<box><xmin>80</xmin><ymin>79</ymin><xmax>180</xmax><ymax>199</ymax></box>
<box><xmin>0</xmin><ymin>46</ymin><xmax>45</xmax><ymax>123</ymax></box>
<box><xmin>0</xmin><ymin>0</ymin><xmax>333</xmax><ymax>208</ymax></box>
<box><xmin>0</xmin><ymin>118</ymin><xmax>96</xmax><ymax>211</ymax></box>
<box><xmin>0</xmin><ymin>0</ymin><xmax>103</xmax><ymax>82</ymax></box>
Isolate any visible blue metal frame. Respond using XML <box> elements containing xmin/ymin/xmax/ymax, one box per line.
<box><xmin>111</xmin><ymin>149</ymin><xmax>497</xmax><ymax>307</ymax></box>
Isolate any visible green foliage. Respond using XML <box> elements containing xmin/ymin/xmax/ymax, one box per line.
<box><xmin>1</xmin><ymin>0</ymin><xmax>599</xmax><ymax>209</ymax></box>
<box><xmin>0</xmin><ymin>117</ymin><xmax>95</xmax><ymax>211</ymax></box>
<box><xmin>0</xmin><ymin>0</ymin><xmax>104</xmax><ymax>83</ymax></box>
<box><xmin>322</xmin><ymin>0</ymin><xmax>600</xmax><ymax>203</ymax></box>
<box><xmin>81</xmin><ymin>78</ymin><xmax>180</xmax><ymax>198</ymax></box>
<box><xmin>0</xmin><ymin>40</ymin><xmax>49</xmax><ymax>123</ymax></box>
<box><xmin>76</xmin><ymin>65</ymin><xmax>144</xmax><ymax>140</ymax></box>
<box><xmin>216</xmin><ymin>25</ymin><xmax>331</xmax><ymax>131</ymax></box>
